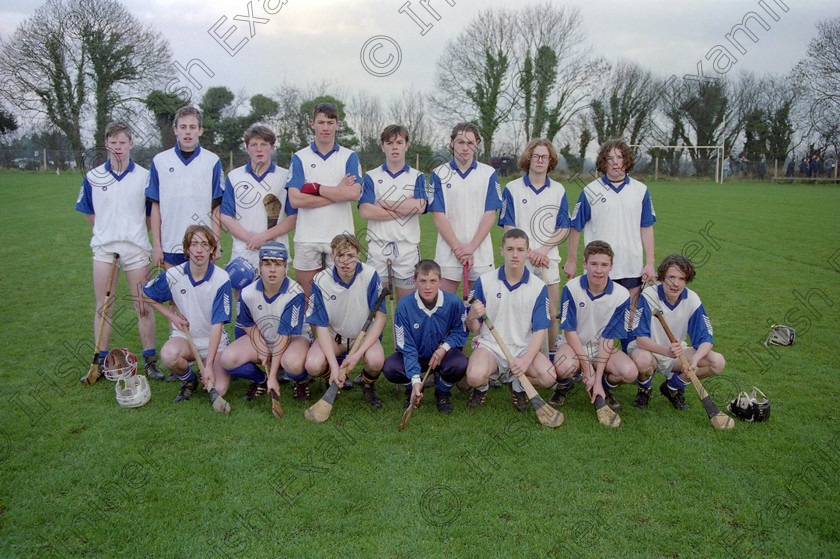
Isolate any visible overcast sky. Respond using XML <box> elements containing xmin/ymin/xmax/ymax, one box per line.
<box><xmin>0</xmin><ymin>0</ymin><xmax>834</xmax><ymax>136</ymax></box>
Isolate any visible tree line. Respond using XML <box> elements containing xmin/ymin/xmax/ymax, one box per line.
<box><xmin>1</xmin><ymin>0</ymin><xmax>837</xmax><ymax>176</ymax></box>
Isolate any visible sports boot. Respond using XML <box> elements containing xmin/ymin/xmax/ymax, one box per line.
<box><xmin>243</xmin><ymin>380</ymin><xmax>267</xmax><ymax>401</ymax></box>
<box><xmin>660</xmin><ymin>380</ymin><xmax>690</xmax><ymax>411</ymax></box>
<box><xmin>549</xmin><ymin>382</ymin><xmax>574</xmax><ymax>407</ymax></box>
<box><xmin>632</xmin><ymin>386</ymin><xmax>652</xmax><ymax>409</ymax></box>
<box><xmin>604</xmin><ymin>391</ymin><xmax>622</xmax><ymax>413</ymax></box>
<box><xmin>435</xmin><ymin>388</ymin><xmax>453</xmax><ymax>414</ymax></box>
<box><xmin>361</xmin><ymin>381</ymin><xmax>381</xmax><ymax>408</ymax></box>
<box><xmin>174</xmin><ymin>378</ymin><xmax>198</xmax><ymax>403</ymax></box>
<box><xmin>144</xmin><ymin>356</ymin><xmax>165</xmax><ymax>381</ymax></box>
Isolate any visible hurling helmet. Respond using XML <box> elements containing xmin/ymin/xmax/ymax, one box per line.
<box><xmin>765</xmin><ymin>324</ymin><xmax>795</xmax><ymax>346</ymax></box>
<box><xmin>727</xmin><ymin>387</ymin><xmax>770</xmax><ymax>422</ymax></box>
<box><xmin>103</xmin><ymin>348</ymin><xmax>138</xmax><ymax>381</ymax></box>
<box><xmin>225</xmin><ymin>257</ymin><xmax>259</xmax><ymax>291</ymax></box>
<box><xmin>115</xmin><ymin>375</ymin><xmax>151</xmax><ymax>408</ymax></box>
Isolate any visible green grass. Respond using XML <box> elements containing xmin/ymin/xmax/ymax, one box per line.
<box><xmin>1</xmin><ymin>169</ymin><xmax>839</xmax><ymax>558</ymax></box>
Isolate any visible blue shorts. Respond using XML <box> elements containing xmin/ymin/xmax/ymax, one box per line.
<box><xmin>614</xmin><ymin>276</ymin><xmax>642</xmax><ymax>290</ymax></box>
<box><xmin>164</xmin><ymin>252</ymin><xmax>188</xmax><ymax>266</ymax></box>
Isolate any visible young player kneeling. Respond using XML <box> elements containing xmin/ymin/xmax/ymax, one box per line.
<box><xmin>628</xmin><ymin>254</ymin><xmax>725</xmax><ymax>410</ymax></box>
<box><xmin>210</xmin><ymin>242</ymin><xmax>309</xmax><ymax>409</ymax></box>
<box><xmin>465</xmin><ymin>229</ymin><xmax>556</xmax><ymax>412</ymax></box>
<box><xmin>552</xmin><ymin>241</ymin><xmax>638</xmax><ymax>415</ymax></box>
<box><xmin>304</xmin><ymin>234</ymin><xmax>387</xmax><ymax>407</ymax></box>
<box><xmin>142</xmin><ymin>225</ymin><xmax>232</xmax><ymax>404</ymax></box>
<box><xmin>383</xmin><ymin>260</ymin><xmax>468</xmax><ymax>414</ymax></box>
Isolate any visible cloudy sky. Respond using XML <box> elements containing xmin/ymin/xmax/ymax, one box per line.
<box><xmin>0</xmin><ymin>0</ymin><xmax>834</xmax><ymax>133</ymax></box>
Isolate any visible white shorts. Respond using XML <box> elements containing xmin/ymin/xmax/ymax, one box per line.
<box><xmin>526</xmin><ymin>258</ymin><xmax>561</xmax><ymax>286</ymax></box>
<box><xmin>471</xmin><ymin>336</ymin><xmax>527</xmax><ymax>375</ymax></box>
<box><xmin>366</xmin><ymin>240</ymin><xmax>419</xmax><ymax>290</ymax></box>
<box><xmin>293</xmin><ymin>241</ymin><xmax>333</xmax><ymax>271</ymax></box>
<box><xmin>93</xmin><ymin>241</ymin><xmax>151</xmax><ymax>271</ymax></box>
<box><xmin>627</xmin><ymin>340</ymin><xmax>687</xmax><ymax>377</ymax></box>
<box><xmin>170</xmin><ymin>329</ymin><xmax>230</xmax><ymax>360</ymax></box>
<box><xmin>441</xmin><ymin>264</ymin><xmax>494</xmax><ymax>283</ymax></box>
<box><xmin>555</xmin><ymin>334</ymin><xmax>600</xmax><ymax>362</ymax></box>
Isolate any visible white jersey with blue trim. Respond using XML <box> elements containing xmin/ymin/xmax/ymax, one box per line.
<box><xmin>429</xmin><ymin>159</ymin><xmax>502</xmax><ymax>269</ymax></box>
<box><xmin>558</xmin><ymin>275</ymin><xmax>631</xmax><ymax>345</ymax></box>
<box><xmin>570</xmin><ymin>175</ymin><xmax>656</xmax><ymax>280</ymax></box>
<box><xmin>471</xmin><ymin>266</ymin><xmax>551</xmax><ymax>355</ymax></box>
<box><xmin>358</xmin><ymin>163</ymin><xmax>427</xmax><ymax>245</ymax></box>
<box><xmin>498</xmin><ymin>175</ymin><xmax>570</xmax><ymax>262</ymax></box>
<box><xmin>238</xmin><ymin>277</ymin><xmax>305</xmax><ymax>344</ymax></box>
<box><xmin>75</xmin><ymin>159</ymin><xmax>152</xmax><ymax>251</ymax></box>
<box><xmin>142</xmin><ymin>262</ymin><xmax>232</xmax><ymax>339</ymax></box>
<box><xmin>285</xmin><ymin>142</ymin><xmax>362</xmax><ymax>243</ymax></box>
<box><xmin>146</xmin><ymin>143</ymin><xmax>223</xmax><ymax>255</ymax></box>
<box><xmin>305</xmin><ymin>262</ymin><xmax>385</xmax><ymax>338</ymax></box>
<box><xmin>634</xmin><ymin>284</ymin><xmax>714</xmax><ymax>349</ymax></box>
<box><xmin>393</xmin><ymin>290</ymin><xmax>468</xmax><ymax>378</ymax></box>
<box><xmin>221</xmin><ymin>162</ymin><xmax>294</xmax><ymax>268</ymax></box>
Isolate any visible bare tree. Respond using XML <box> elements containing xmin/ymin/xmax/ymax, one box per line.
<box><xmin>0</xmin><ymin>0</ymin><xmax>172</xmax><ymax>164</ymax></box>
<box><xmin>347</xmin><ymin>91</ymin><xmax>386</xmax><ymax>153</ymax></box>
<box><xmin>588</xmin><ymin>60</ymin><xmax>658</xmax><ymax>146</ymax></box>
<box><xmin>795</xmin><ymin>17</ymin><xmax>840</xmax><ymax>155</ymax></box>
<box><xmin>430</xmin><ymin>8</ymin><xmax>518</xmax><ymax>160</ymax></box>
<box><xmin>514</xmin><ymin>2</ymin><xmax>604</xmax><ymax>143</ymax></box>
<box><xmin>388</xmin><ymin>89</ymin><xmax>434</xmax><ymax>149</ymax></box>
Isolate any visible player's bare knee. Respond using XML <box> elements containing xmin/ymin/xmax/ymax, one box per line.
<box><xmin>709</xmin><ymin>352</ymin><xmax>726</xmax><ymax>375</ymax></box>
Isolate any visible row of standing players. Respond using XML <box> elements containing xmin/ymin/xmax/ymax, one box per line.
<box><xmin>76</xmin><ymin>103</ymin><xmax>726</xmax><ymax>422</ymax></box>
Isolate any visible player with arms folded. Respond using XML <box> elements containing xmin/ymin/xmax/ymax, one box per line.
<box><xmin>285</xmin><ymin>102</ymin><xmax>362</xmax><ymax>305</ymax></box>
<box><xmin>628</xmin><ymin>254</ymin><xmax>726</xmax><ymax>410</ymax></box>
<box><xmin>358</xmin><ymin>124</ymin><xmax>427</xmax><ymax>302</ymax></box>
<box><xmin>464</xmin><ymin>229</ymin><xmax>556</xmax><ymax>412</ymax></box>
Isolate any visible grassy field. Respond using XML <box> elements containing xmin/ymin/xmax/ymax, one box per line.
<box><xmin>1</xmin><ymin>169</ymin><xmax>839</xmax><ymax>558</ymax></box>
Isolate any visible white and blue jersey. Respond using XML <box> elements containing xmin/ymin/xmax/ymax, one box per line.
<box><xmin>429</xmin><ymin>159</ymin><xmax>502</xmax><ymax>269</ymax></box>
<box><xmin>498</xmin><ymin>174</ymin><xmax>570</xmax><ymax>260</ymax></box>
<box><xmin>221</xmin><ymin>162</ymin><xmax>295</xmax><ymax>268</ymax></box>
<box><xmin>238</xmin><ymin>277</ymin><xmax>305</xmax><ymax>345</ymax></box>
<box><xmin>559</xmin><ymin>275</ymin><xmax>630</xmax><ymax>345</ymax></box>
<box><xmin>285</xmin><ymin>142</ymin><xmax>362</xmax><ymax>243</ymax></box>
<box><xmin>142</xmin><ymin>262</ymin><xmax>232</xmax><ymax>342</ymax></box>
<box><xmin>305</xmin><ymin>262</ymin><xmax>386</xmax><ymax>339</ymax></box>
<box><xmin>633</xmin><ymin>284</ymin><xmax>714</xmax><ymax>349</ymax></box>
<box><xmin>471</xmin><ymin>266</ymin><xmax>551</xmax><ymax>355</ymax></box>
<box><xmin>146</xmin><ymin>143</ymin><xmax>223</xmax><ymax>256</ymax></box>
<box><xmin>75</xmin><ymin>159</ymin><xmax>152</xmax><ymax>251</ymax></box>
<box><xmin>570</xmin><ymin>175</ymin><xmax>656</xmax><ymax>280</ymax></box>
<box><xmin>393</xmin><ymin>290</ymin><xmax>468</xmax><ymax>379</ymax></box>
<box><xmin>358</xmin><ymin>163</ymin><xmax>427</xmax><ymax>246</ymax></box>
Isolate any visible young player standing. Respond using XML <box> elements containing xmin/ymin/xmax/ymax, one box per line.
<box><xmin>220</xmin><ymin>124</ymin><xmax>296</xmax><ymax>342</ymax></box>
<box><xmin>627</xmin><ymin>254</ymin><xmax>726</xmax><ymax>410</ymax></box>
<box><xmin>564</xmin><ymin>139</ymin><xmax>656</xmax><ymax>305</ymax></box>
<box><xmin>382</xmin><ymin>260</ymin><xmax>468</xmax><ymax>414</ymax></box>
<box><xmin>303</xmin><ymin>234</ymin><xmax>387</xmax><ymax>407</ymax></box>
<box><xmin>211</xmin><ymin>242</ymin><xmax>309</xmax><ymax>407</ymax></box>
<box><xmin>142</xmin><ymin>225</ymin><xmax>232</xmax><ymax>405</ymax></box>
<box><xmin>498</xmin><ymin>138</ymin><xmax>570</xmax><ymax>362</ymax></box>
<box><xmin>429</xmin><ymin>122</ymin><xmax>503</xmax><ymax>294</ymax></box>
<box><xmin>220</xmin><ymin>125</ymin><xmax>296</xmax><ymax>270</ymax></box>
<box><xmin>358</xmin><ymin>124</ymin><xmax>427</xmax><ymax>301</ymax></box>
<box><xmin>552</xmin><ymin>241</ymin><xmax>638</xmax><ymax>415</ymax></box>
<box><xmin>285</xmin><ymin>103</ymin><xmax>362</xmax><ymax>303</ymax></box>
<box><xmin>75</xmin><ymin>121</ymin><xmax>163</xmax><ymax>380</ymax></box>
<box><xmin>464</xmin><ymin>229</ymin><xmax>555</xmax><ymax>412</ymax></box>
<box><xmin>146</xmin><ymin>106</ymin><xmax>223</xmax><ymax>268</ymax></box>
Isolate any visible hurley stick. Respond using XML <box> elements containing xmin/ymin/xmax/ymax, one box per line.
<box><xmin>84</xmin><ymin>255</ymin><xmax>119</xmax><ymax>386</ymax></box>
<box><xmin>181</xmin><ymin>326</ymin><xmax>231</xmax><ymax>415</ymax></box>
